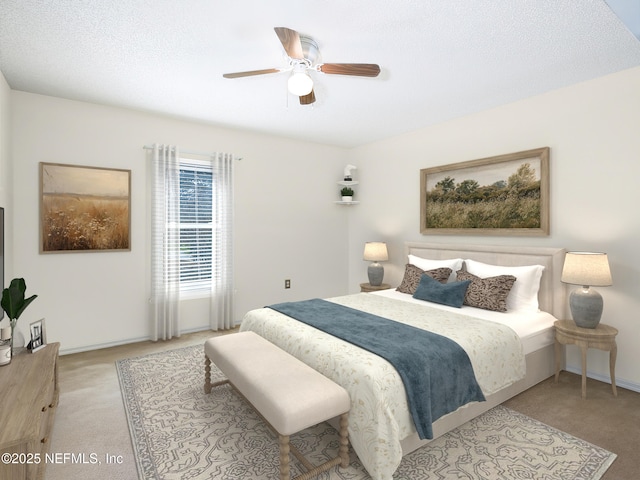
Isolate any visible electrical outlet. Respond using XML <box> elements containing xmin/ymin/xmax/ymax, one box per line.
<box><xmin>285</xmin><ymin>279</ymin><xmax>291</xmax><ymax>289</ymax></box>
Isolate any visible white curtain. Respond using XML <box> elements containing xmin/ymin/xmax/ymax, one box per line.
<box><xmin>150</xmin><ymin>144</ymin><xmax>181</xmax><ymax>341</ymax></box>
<box><xmin>210</xmin><ymin>153</ymin><xmax>235</xmax><ymax>330</ymax></box>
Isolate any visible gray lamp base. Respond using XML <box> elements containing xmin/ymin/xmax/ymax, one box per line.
<box><xmin>570</xmin><ymin>287</ymin><xmax>603</xmax><ymax>329</ymax></box>
<box><xmin>368</xmin><ymin>262</ymin><xmax>384</xmax><ymax>286</ymax></box>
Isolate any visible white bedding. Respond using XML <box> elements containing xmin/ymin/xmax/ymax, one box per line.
<box><xmin>239</xmin><ymin>291</ymin><xmax>545</xmax><ymax>480</ymax></box>
<box><xmin>371</xmin><ymin>289</ymin><xmax>557</xmax><ymax>354</ymax></box>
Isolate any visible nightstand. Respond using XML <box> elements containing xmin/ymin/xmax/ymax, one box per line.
<box><xmin>554</xmin><ymin>320</ymin><xmax>618</xmax><ymax>399</ymax></box>
<box><xmin>360</xmin><ymin>283</ymin><xmax>391</xmax><ymax>292</ymax></box>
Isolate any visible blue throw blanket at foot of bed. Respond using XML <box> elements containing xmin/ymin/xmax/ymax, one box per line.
<box><xmin>268</xmin><ymin>298</ymin><xmax>485</xmax><ymax>439</ymax></box>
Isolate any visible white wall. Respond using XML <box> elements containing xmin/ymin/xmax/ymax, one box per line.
<box><xmin>349</xmin><ymin>66</ymin><xmax>640</xmax><ymax>390</ymax></box>
<box><xmin>9</xmin><ymin>91</ymin><xmax>350</xmax><ymax>353</ymax></box>
<box><xmin>0</xmin><ymin>72</ymin><xmax>12</xmax><ymax>280</ymax></box>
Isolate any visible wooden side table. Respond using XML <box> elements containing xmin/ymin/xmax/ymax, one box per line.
<box><xmin>554</xmin><ymin>320</ymin><xmax>618</xmax><ymax>399</ymax></box>
<box><xmin>360</xmin><ymin>283</ymin><xmax>391</xmax><ymax>292</ymax></box>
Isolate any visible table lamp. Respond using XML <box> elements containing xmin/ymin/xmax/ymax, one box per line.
<box><xmin>561</xmin><ymin>252</ymin><xmax>612</xmax><ymax>328</ymax></box>
<box><xmin>363</xmin><ymin>242</ymin><xmax>388</xmax><ymax>286</ymax></box>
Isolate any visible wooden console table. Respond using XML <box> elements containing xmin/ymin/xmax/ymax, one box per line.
<box><xmin>0</xmin><ymin>342</ymin><xmax>60</xmax><ymax>480</ymax></box>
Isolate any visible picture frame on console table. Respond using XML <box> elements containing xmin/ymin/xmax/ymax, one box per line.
<box><xmin>29</xmin><ymin>318</ymin><xmax>46</xmax><ymax>353</ymax></box>
<box><xmin>420</xmin><ymin>147</ymin><xmax>549</xmax><ymax>236</ymax></box>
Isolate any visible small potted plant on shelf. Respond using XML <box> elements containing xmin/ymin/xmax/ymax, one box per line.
<box><xmin>1</xmin><ymin>278</ymin><xmax>38</xmax><ymax>361</ymax></box>
<box><xmin>340</xmin><ymin>186</ymin><xmax>354</xmax><ymax>202</ymax></box>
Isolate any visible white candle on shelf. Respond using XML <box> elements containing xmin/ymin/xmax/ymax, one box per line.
<box><xmin>1</xmin><ymin>326</ymin><xmax>11</xmax><ymax>340</ymax></box>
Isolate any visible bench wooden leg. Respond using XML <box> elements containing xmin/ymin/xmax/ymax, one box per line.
<box><xmin>279</xmin><ymin>434</ymin><xmax>291</xmax><ymax>480</ymax></box>
<box><xmin>204</xmin><ymin>355</ymin><xmax>230</xmax><ymax>394</ymax></box>
<box><xmin>204</xmin><ymin>356</ymin><xmax>212</xmax><ymax>393</ymax></box>
<box><xmin>338</xmin><ymin>413</ymin><xmax>349</xmax><ymax>468</ymax></box>
<box><xmin>287</xmin><ymin>413</ymin><xmax>350</xmax><ymax>480</ymax></box>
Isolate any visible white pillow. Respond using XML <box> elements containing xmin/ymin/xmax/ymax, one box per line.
<box><xmin>464</xmin><ymin>259</ymin><xmax>545</xmax><ymax>312</ymax></box>
<box><xmin>408</xmin><ymin>255</ymin><xmax>463</xmax><ymax>283</ymax></box>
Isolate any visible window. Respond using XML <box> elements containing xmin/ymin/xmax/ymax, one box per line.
<box><xmin>150</xmin><ymin>144</ymin><xmax>234</xmax><ymax>337</ymax></box>
<box><xmin>178</xmin><ymin>160</ymin><xmax>213</xmax><ymax>293</ymax></box>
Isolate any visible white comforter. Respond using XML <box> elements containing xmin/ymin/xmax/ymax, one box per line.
<box><xmin>240</xmin><ymin>293</ymin><xmax>526</xmax><ymax>480</ymax></box>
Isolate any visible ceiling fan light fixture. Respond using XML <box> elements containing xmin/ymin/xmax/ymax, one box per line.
<box><xmin>223</xmin><ymin>27</ymin><xmax>381</xmax><ymax>103</ymax></box>
<box><xmin>287</xmin><ymin>71</ymin><xmax>313</xmax><ymax>96</ymax></box>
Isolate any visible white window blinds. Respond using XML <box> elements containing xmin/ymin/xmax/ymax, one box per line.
<box><xmin>178</xmin><ymin>160</ymin><xmax>214</xmax><ymax>292</ymax></box>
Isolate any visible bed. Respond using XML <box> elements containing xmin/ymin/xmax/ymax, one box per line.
<box><xmin>239</xmin><ymin>242</ymin><xmax>567</xmax><ymax>480</ymax></box>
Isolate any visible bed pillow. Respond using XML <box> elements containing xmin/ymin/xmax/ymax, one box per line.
<box><xmin>412</xmin><ymin>274</ymin><xmax>471</xmax><ymax>308</ymax></box>
<box><xmin>396</xmin><ymin>264</ymin><xmax>452</xmax><ymax>294</ymax></box>
<box><xmin>408</xmin><ymin>255</ymin><xmax>463</xmax><ymax>283</ymax></box>
<box><xmin>464</xmin><ymin>259</ymin><xmax>545</xmax><ymax>311</ymax></box>
<box><xmin>456</xmin><ymin>270</ymin><xmax>516</xmax><ymax>312</ymax></box>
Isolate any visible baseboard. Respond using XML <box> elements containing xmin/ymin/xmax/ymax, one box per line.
<box><xmin>58</xmin><ymin>325</ymin><xmax>214</xmax><ymax>355</ymax></box>
<box><xmin>564</xmin><ymin>366</ymin><xmax>640</xmax><ymax>393</ymax></box>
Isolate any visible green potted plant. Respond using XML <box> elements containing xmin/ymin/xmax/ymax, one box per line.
<box><xmin>1</xmin><ymin>278</ymin><xmax>38</xmax><ymax>357</ymax></box>
<box><xmin>340</xmin><ymin>186</ymin><xmax>354</xmax><ymax>202</ymax></box>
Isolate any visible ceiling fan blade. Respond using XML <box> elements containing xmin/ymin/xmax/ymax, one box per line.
<box><xmin>299</xmin><ymin>89</ymin><xmax>316</xmax><ymax>105</ymax></box>
<box><xmin>222</xmin><ymin>68</ymin><xmax>281</xmax><ymax>79</ymax></box>
<box><xmin>274</xmin><ymin>27</ymin><xmax>304</xmax><ymax>59</ymax></box>
<box><xmin>318</xmin><ymin>63</ymin><xmax>381</xmax><ymax>77</ymax></box>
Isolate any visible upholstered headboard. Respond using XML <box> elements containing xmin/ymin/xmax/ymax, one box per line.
<box><xmin>405</xmin><ymin>242</ymin><xmax>567</xmax><ymax>318</ymax></box>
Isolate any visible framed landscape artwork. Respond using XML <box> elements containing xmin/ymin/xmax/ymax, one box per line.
<box><xmin>40</xmin><ymin>162</ymin><xmax>131</xmax><ymax>253</ymax></box>
<box><xmin>420</xmin><ymin>147</ymin><xmax>550</xmax><ymax>236</ymax></box>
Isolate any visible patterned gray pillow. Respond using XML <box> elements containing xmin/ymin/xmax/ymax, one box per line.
<box><xmin>396</xmin><ymin>265</ymin><xmax>452</xmax><ymax>294</ymax></box>
<box><xmin>456</xmin><ymin>270</ymin><xmax>517</xmax><ymax>312</ymax></box>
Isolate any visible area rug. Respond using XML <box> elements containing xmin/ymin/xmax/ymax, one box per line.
<box><xmin>117</xmin><ymin>344</ymin><xmax>616</xmax><ymax>480</ymax></box>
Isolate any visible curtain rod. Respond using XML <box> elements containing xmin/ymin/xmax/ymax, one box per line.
<box><xmin>142</xmin><ymin>145</ymin><xmax>242</xmax><ymax>160</ymax></box>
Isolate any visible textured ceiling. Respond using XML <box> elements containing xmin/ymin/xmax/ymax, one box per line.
<box><xmin>1</xmin><ymin>1</ymin><xmax>640</xmax><ymax>148</ymax></box>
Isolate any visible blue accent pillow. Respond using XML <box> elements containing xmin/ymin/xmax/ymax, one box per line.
<box><xmin>412</xmin><ymin>274</ymin><xmax>471</xmax><ymax>308</ymax></box>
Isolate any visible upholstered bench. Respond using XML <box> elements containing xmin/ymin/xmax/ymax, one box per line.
<box><xmin>204</xmin><ymin>331</ymin><xmax>350</xmax><ymax>480</ymax></box>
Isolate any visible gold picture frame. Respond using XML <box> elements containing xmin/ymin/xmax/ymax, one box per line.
<box><xmin>40</xmin><ymin>162</ymin><xmax>131</xmax><ymax>253</ymax></box>
<box><xmin>420</xmin><ymin>147</ymin><xmax>550</xmax><ymax>236</ymax></box>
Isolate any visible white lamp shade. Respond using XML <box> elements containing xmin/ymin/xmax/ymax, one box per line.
<box><xmin>561</xmin><ymin>252</ymin><xmax>612</xmax><ymax>287</ymax></box>
<box><xmin>363</xmin><ymin>242</ymin><xmax>389</xmax><ymax>262</ymax></box>
<box><xmin>287</xmin><ymin>71</ymin><xmax>313</xmax><ymax>96</ymax></box>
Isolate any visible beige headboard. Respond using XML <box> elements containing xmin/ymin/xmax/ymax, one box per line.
<box><xmin>405</xmin><ymin>242</ymin><xmax>567</xmax><ymax>319</ymax></box>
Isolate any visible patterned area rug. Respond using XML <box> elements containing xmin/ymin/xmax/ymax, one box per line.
<box><xmin>117</xmin><ymin>344</ymin><xmax>616</xmax><ymax>480</ymax></box>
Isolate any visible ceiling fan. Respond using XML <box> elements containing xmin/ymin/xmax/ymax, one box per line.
<box><xmin>222</xmin><ymin>27</ymin><xmax>381</xmax><ymax>105</ymax></box>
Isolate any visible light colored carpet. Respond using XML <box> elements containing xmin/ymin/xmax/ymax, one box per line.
<box><xmin>117</xmin><ymin>344</ymin><xmax>616</xmax><ymax>480</ymax></box>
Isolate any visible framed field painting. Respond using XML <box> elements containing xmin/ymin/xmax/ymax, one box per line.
<box><xmin>420</xmin><ymin>147</ymin><xmax>549</xmax><ymax>236</ymax></box>
<box><xmin>40</xmin><ymin>162</ymin><xmax>131</xmax><ymax>253</ymax></box>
